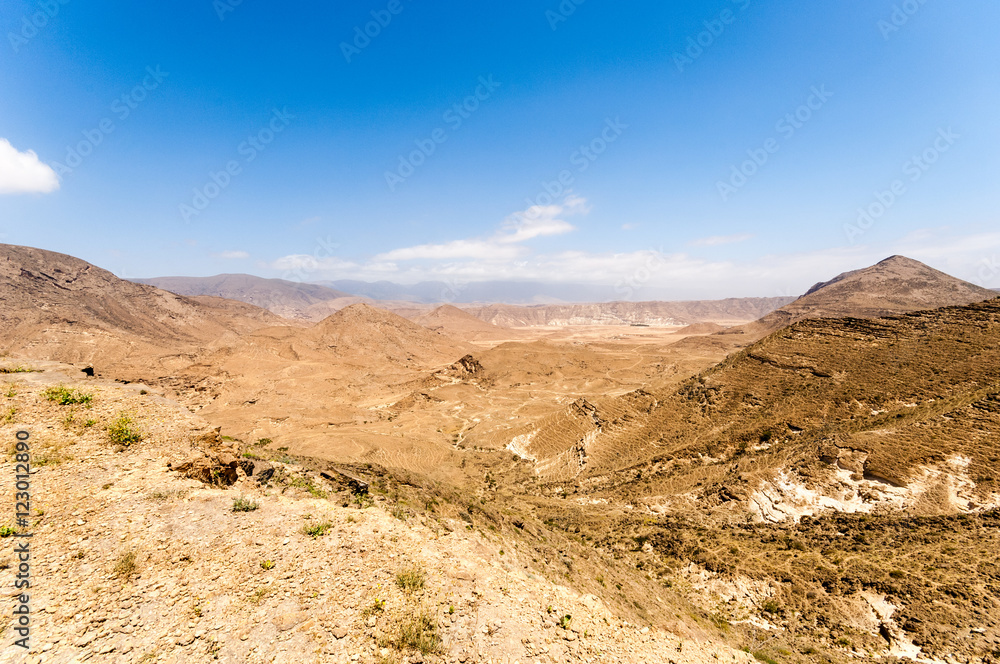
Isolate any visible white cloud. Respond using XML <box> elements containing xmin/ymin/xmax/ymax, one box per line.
<box><xmin>689</xmin><ymin>233</ymin><xmax>754</xmax><ymax>247</ymax></box>
<box><xmin>495</xmin><ymin>194</ymin><xmax>586</xmax><ymax>244</ymax></box>
<box><xmin>215</xmin><ymin>250</ymin><xmax>250</xmax><ymax>259</ymax></box>
<box><xmin>377</xmin><ymin>240</ymin><xmax>525</xmax><ymax>261</ymax></box>
<box><xmin>0</xmin><ymin>138</ymin><xmax>60</xmax><ymax>195</ymax></box>
<box><xmin>373</xmin><ymin>195</ymin><xmax>586</xmax><ymax>262</ymax></box>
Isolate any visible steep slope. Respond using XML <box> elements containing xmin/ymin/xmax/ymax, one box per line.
<box><xmin>0</xmin><ymin>243</ymin><xmax>281</xmax><ymax>369</ymax></box>
<box><xmin>135</xmin><ymin>274</ymin><xmax>351</xmax><ymax>320</ymax></box>
<box><xmin>498</xmin><ymin>298</ymin><xmax>1000</xmax><ymax>513</ymax></box>
<box><xmin>729</xmin><ymin>255</ymin><xmax>996</xmax><ymax>338</ymax></box>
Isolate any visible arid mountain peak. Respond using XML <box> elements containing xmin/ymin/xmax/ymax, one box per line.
<box><xmin>0</xmin><ymin>244</ymin><xmax>280</xmax><ymax>366</ymax></box>
<box><xmin>733</xmin><ymin>255</ymin><xmax>996</xmax><ymax>338</ymax></box>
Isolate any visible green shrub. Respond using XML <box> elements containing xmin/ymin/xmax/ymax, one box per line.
<box><xmin>232</xmin><ymin>497</ymin><xmax>259</xmax><ymax>512</ymax></box>
<box><xmin>107</xmin><ymin>414</ymin><xmax>142</xmax><ymax>446</ymax></box>
<box><xmin>303</xmin><ymin>521</ymin><xmax>333</xmax><ymax>538</ymax></box>
<box><xmin>42</xmin><ymin>385</ymin><xmax>93</xmax><ymax>405</ymax></box>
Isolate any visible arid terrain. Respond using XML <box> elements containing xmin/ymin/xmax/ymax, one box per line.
<box><xmin>2</xmin><ymin>242</ymin><xmax>999</xmax><ymax>664</ymax></box>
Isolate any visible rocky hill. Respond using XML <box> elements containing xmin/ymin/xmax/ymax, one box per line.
<box><xmin>414</xmin><ymin>305</ymin><xmax>516</xmax><ymax>343</ymax></box>
<box><xmin>729</xmin><ymin>255</ymin><xmax>997</xmax><ymax>338</ymax></box>
<box><xmin>0</xmin><ymin>244</ymin><xmax>282</xmax><ymax>373</ymax></box>
<box><xmin>486</xmin><ymin>298</ymin><xmax>1000</xmax><ymax>660</ymax></box>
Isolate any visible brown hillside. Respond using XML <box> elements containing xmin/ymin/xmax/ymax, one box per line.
<box><xmin>414</xmin><ymin>305</ymin><xmax>519</xmax><ymax>343</ymax></box>
<box><xmin>135</xmin><ymin>274</ymin><xmax>350</xmax><ymax>320</ymax></box>
<box><xmin>0</xmin><ymin>243</ymin><xmax>281</xmax><ymax>370</ymax></box>
<box><xmin>729</xmin><ymin>255</ymin><xmax>996</xmax><ymax>338</ymax></box>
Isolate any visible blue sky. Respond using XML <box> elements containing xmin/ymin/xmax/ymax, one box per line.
<box><xmin>1</xmin><ymin>0</ymin><xmax>998</xmax><ymax>299</ymax></box>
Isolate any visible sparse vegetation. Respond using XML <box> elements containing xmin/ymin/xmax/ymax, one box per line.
<box><xmin>232</xmin><ymin>497</ymin><xmax>259</xmax><ymax>512</ymax></box>
<box><xmin>1</xmin><ymin>406</ymin><xmax>15</xmax><ymax>423</ymax></box>
<box><xmin>113</xmin><ymin>550</ymin><xmax>138</xmax><ymax>580</ymax></box>
<box><xmin>379</xmin><ymin>611</ymin><xmax>442</xmax><ymax>656</ymax></box>
<box><xmin>249</xmin><ymin>586</ymin><xmax>272</xmax><ymax>605</ymax></box>
<box><xmin>395</xmin><ymin>564</ymin><xmax>426</xmax><ymax>593</ymax></box>
<box><xmin>107</xmin><ymin>414</ymin><xmax>142</xmax><ymax>446</ymax></box>
<box><xmin>42</xmin><ymin>385</ymin><xmax>93</xmax><ymax>406</ymax></box>
<box><xmin>0</xmin><ymin>365</ymin><xmax>38</xmax><ymax>374</ymax></box>
<box><xmin>260</xmin><ymin>560</ymin><xmax>275</xmax><ymax>570</ymax></box>
<box><xmin>302</xmin><ymin>521</ymin><xmax>333</xmax><ymax>538</ymax></box>
<box><xmin>362</xmin><ymin>598</ymin><xmax>385</xmax><ymax>617</ymax></box>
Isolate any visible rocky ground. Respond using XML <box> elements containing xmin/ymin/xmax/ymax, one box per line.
<box><xmin>0</xmin><ymin>361</ymin><xmax>754</xmax><ymax>664</ymax></box>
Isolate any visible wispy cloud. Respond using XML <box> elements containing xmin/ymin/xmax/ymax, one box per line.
<box><xmin>373</xmin><ymin>194</ymin><xmax>586</xmax><ymax>262</ymax></box>
<box><xmin>270</xmin><ymin>210</ymin><xmax>1000</xmax><ymax>297</ymax></box>
<box><xmin>689</xmin><ymin>233</ymin><xmax>753</xmax><ymax>247</ymax></box>
<box><xmin>0</xmin><ymin>138</ymin><xmax>59</xmax><ymax>195</ymax></box>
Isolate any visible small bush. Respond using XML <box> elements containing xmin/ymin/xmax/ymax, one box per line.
<box><xmin>381</xmin><ymin>612</ymin><xmax>441</xmax><ymax>655</ymax></box>
<box><xmin>232</xmin><ymin>497</ymin><xmax>259</xmax><ymax>513</ymax></box>
<box><xmin>2</xmin><ymin>406</ymin><xmax>15</xmax><ymax>423</ymax></box>
<box><xmin>113</xmin><ymin>550</ymin><xmax>138</xmax><ymax>580</ymax></box>
<box><xmin>42</xmin><ymin>385</ymin><xmax>93</xmax><ymax>405</ymax></box>
<box><xmin>260</xmin><ymin>560</ymin><xmax>275</xmax><ymax>570</ymax></box>
<box><xmin>107</xmin><ymin>414</ymin><xmax>142</xmax><ymax>447</ymax></box>
<box><xmin>395</xmin><ymin>565</ymin><xmax>426</xmax><ymax>593</ymax></box>
<box><xmin>303</xmin><ymin>521</ymin><xmax>333</xmax><ymax>538</ymax></box>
